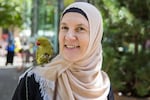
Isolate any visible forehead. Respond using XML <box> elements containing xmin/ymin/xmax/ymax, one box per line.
<box><xmin>61</xmin><ymin>12</ymin><xmax>89</xmax><ymax>25</ymax></box>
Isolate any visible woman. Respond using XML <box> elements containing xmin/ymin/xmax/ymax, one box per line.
<box><xmin>12</xmin><ymin>2</ymin><xmax>114</xmax><ymax>100</ymax></box>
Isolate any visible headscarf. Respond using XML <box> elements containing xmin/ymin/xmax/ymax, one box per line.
<box><xmin>32</xmin><ymin>2</ymin><xmax>110</xmax><ymax>100</ymax></box>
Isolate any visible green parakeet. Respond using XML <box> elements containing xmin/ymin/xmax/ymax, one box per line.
<box><xmin>35</xmin><ymin>37</ymin><xmax>54</xmax><ymax>65</ymax></box>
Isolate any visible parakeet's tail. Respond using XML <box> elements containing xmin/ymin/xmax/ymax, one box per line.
<box><xmin>32</xmin><ymin>53</ymin><xmax>56</xmax><ymax>66</ymax></box>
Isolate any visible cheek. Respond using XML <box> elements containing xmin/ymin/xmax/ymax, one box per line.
<box><xmin>59</xmin><ymin>33</ymin><xmax>64</xmax><ymax>48</ymax></box>
<box><xmin>58</xmin><ymin>33</ymin><xmax>61</xmax><ymax>44</ymax></box>
<box><xmin>59</xmin><ymin>32</ymin><xmax>65</xmax><ymax>41</ymax></box>
<box><xmin>80</xmin><ymin>36</ymin><xmax>89</xmax><ymax>51</ymax></box>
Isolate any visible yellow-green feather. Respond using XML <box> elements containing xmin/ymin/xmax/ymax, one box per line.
<box><xmin>36</xmin><ymin>37</ymin><xmax>54</xmax><ymax>65</ymax></box>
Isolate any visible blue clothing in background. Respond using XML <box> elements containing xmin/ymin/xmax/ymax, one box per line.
<box><xmin>6</xmin><ymin>43</ymin><xmax>15</xmax><ymax>52</ymax></box>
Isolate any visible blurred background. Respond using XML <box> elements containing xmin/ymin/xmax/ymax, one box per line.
<box><xmin>0</xmin><ymin>0</ymin><xmax>149</xmax><ymax>100</ymax></box>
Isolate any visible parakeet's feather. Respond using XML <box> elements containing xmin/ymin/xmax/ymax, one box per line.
<box><xmin>35</xmin><ymin>37</ymin><xmax>54</xmax><ymax>65</ymax></box>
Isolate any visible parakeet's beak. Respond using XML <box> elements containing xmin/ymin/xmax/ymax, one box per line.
<box><xmin>36</xmin><ymin>41</ymin><xmax>40</xmax><ymax>46</ymax></box>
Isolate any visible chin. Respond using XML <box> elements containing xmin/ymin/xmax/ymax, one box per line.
<box><xmin>64</xmin><ymin>55</ymin><xmax>78</xmax><ymax>62</ymax></box>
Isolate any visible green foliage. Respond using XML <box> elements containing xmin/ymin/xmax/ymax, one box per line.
<box><xmin>0</xmin><ymin>0</ymin><xmax>23</xmax><ymax>28</ymax></box>
<box><xmin>90</xmin><ymin>0</ymin><xmax>150</xmax><ymax>97</ymax></box>
<box><xmin>37</xmin><ymin>0</ymin><xmax>55</xmax><ymax>30</ymax></box>
<box><xmin>64</xmin><ymin>0</ymin><xmax>75</xmax><ymax>7</ymax></box>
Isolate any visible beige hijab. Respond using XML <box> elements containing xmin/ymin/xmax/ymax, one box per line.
<box><xmin>32</xmin><ymin>2</ymin><xmax>110</xmax><ymax>100</ymax></box>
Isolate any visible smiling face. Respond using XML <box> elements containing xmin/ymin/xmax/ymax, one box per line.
<box><xmin>59</xmin><ymin>12</ymin><xmax>90</xmax><ymax>62</ymax></box>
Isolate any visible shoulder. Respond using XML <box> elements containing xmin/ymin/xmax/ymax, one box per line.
<box><xmin>19</xmin><ymin>67</ymin><xmax>34</xmax><ymax>80</ymax></box>
<box><xmin>107</xmin><ymin>85</ymin><xmax>115</xmax><ymax>100</ymax></box>
<box><xmin>12</xmin><ymin>68</ymin><xmax>42</xmax><ymax>100</ymax></box>
<box><xmin>19</xmin><ymin>68</ymin><xmax>38</xmax><ymax>89</ymax></box>
<box><xmin>19</xmin><ymin>67</ymin><xmax>55</xmax><ymax>99</ymax></box>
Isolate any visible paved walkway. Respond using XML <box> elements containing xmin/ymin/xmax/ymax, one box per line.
<box><xmin>0</xmin><ymin>56</ymin><xmax>31</xmax><ymax>100</ymax></box>
<box><xmin>0</xmin><ymin>56</ymin><xmax>23</xmax><ymax>68</ymax></box>
<box><xmin>0</xmin><ymin>67</ymin><xmax>27</xmax><ymax>100</ymax></box>
<box><xmin>0</xmin><ymin>56</ymin><xmax>33</xmax><ymax>68</ymax></box>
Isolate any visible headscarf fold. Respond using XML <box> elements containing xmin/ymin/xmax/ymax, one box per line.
<box><xmin>32</xmin><ymin>2</ymin><xmax>110</xmax><ymax>100</ymax></box>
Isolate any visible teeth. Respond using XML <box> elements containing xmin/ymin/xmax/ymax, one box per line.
<box><xmin>66</xmin><ymin>45</ymin><xmax>78</xmax><ymax>48</ymax></box>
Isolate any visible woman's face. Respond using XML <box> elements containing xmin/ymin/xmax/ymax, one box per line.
<box><xmin>59</xmin><ymin>12</ymin><xmax>90</xmax><ymax>62</ymax></box>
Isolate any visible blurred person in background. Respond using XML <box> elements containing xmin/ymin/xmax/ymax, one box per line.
<box><xmin>5</xmin><ymin>39</ymin><xmax>15</xmax><ymax>66</ymax></box>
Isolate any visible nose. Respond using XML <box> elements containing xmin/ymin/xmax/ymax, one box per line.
<box><xmin>65</xmin><ymin>31</ymin><xmax>76</xmax><ymax>40</ymax></box>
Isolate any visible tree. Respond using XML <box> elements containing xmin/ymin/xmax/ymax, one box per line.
<box><xmin>89</xmin><ymin>0</ymin><xmax>150</xmax><ymax>97</ymax></box>
<box><xmin>0</xmin><ymin>0</ymin><xmax>23</xmax><ymax>28</ymax></box>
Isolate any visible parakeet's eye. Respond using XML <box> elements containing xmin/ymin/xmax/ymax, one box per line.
<box><xmin>36</xmin><ymin>41</ymin><xmax>40</xmax><ymax>45</ymax></box>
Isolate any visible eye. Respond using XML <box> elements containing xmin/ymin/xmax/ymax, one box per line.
<box><xmin>60</xmin><ymin>26</ymin><xmax>68</xmax><ymax>31</ymax></box>
<box><xmin>76</xmin><ymin>27</ymin><xmax>85</xmax><ymax>32</ymax></box>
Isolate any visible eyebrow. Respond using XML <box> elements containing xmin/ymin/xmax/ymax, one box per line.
<box><xmin>60</xmin><ymin>22</ymin><xmax>88</xmax><ymax>28</ymax></box>
<box><xmin>77</xmin><ymin>23</ymin><xmax>89</xmax><ymax>29</ymax></box>
<box><xmin>60</xmin><ymin>22</ymin><xmax>67</xmax><ymax>26</ymax></box>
